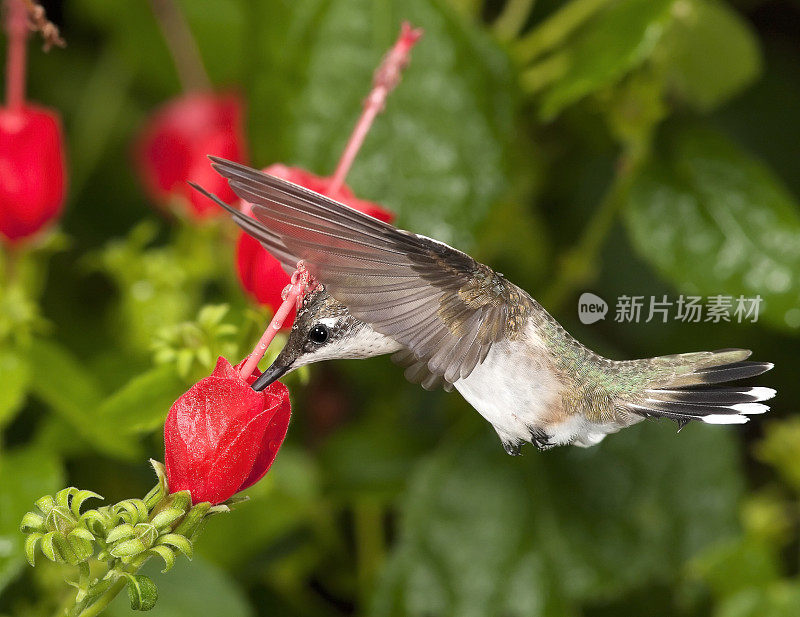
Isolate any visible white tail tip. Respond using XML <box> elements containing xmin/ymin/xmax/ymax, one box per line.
<box><xmin>703</xmin><ymin>414</ymin><xmax>749</xmax><ymax>425</ymax></box>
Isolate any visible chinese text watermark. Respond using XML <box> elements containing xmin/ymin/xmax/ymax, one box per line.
<box><xmin>578</xmin><ymin>293</ymin><xmax>762</xmax><ymax>325</ymax></box>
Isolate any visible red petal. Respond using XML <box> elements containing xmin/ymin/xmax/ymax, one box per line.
<box><xmin>164</xmin><ymin>368</ymin><xmax>268</xmax><ymax>504</ymax></box>
<box><xmin>135</xmin><ymin>92</ymin><xmax>247</xmax><ymax>219</ymax></box>
<box><xmin>237</xmin><ymin>380</ymin><xmax>291</xmax><ymax>491</ymax></box>
<box><xmin>235</xmin><ymin>232</ymin><xmax>294</xmax><ymax>327</ymax></box>
<box><xmin>0</xmin><ymin>105</ymin><xmax>67</xmax><ymax>241</ymax></box>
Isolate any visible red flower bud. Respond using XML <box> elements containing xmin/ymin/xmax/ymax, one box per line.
<box><xmin>0</xmin><ymin>105</ymin><xmax>67</xmax><ymax>242</ymax></box>
<box><xmin>234</xmin><ymin>164</ymin><xmax>394</xmax><ymax>318</ymax></box>
<box><xmin>135</xmin><ymin>92</ymin><xmax>247</xmax><ymax>219</ymax></box>
<box><xmin>164</xmin><ymin>356</ymin><xmax>290</xmax><ymax>504</ymax></box>
<box><xmin>263</xmin><ymin>164</ymin><xmax>395</xmax><ymax>224</ymax></box>
<box><xmin>236</xmin><ymin>231</ymin><xmax>294</xmax><ymax>326</ymax></box>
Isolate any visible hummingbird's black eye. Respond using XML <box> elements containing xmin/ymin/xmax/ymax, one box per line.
<box><xmin>308</xmin><ymin>324</ymin><xmax>329</xmax><ymax>344</ymax></box>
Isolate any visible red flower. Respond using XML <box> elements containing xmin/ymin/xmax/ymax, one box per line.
<box><xmin>0</xmin><ymin>105</ymin><xmax>66</xmax><ymax>242</ymax></box>
<box><xmin>236</xmin><ymin>232</ymin><xmax>294</xmax><ymax>326</ymax></box>
<box><xmin>235</xmin><ymin>164</ymin><xmax>394</xmax><ymax>319</ymax></box>
<box><xmin>164</xmin><ymin>356</ymin><xmax>291</xmax><ymax>504</ymax></box>
<box><xmin>264</xmin><ymin>164</ymin><xmax>395</xmax><ymax>224</ymax></box>
<box><xmin>135</xmin><ymin>92</ymin><xmax>247</xmax><ymax>219</ymax></box>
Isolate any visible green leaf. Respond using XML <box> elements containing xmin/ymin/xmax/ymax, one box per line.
<box><xmin>126</xmin><ymin>574</ymin><xmax>159</xmax><ymax>611</ymax></box>
<box><xmin>253</xmin><ymin>0</ymin><xmax>516</xmax><ymax>250</ymax></box>
<box><xmin>107</xmin><ymin>557</ymin><xmax>253</xmax><ymax>617</ymax></box>
<box><xmin>196</xmin><ymin>447</ymin><xmax>320</xmax><ymax>570</ymax></box>
<box><xmin>70</xmin><ymin>0</ymin><xmax>246</xmax><ymax>94</ymax></box>
<box><xmin>715</xmin><ymin>582</ymin><xmax>800</xmax><ymax>617</ymax></box>
<box><xmin>755</xmin><ymin>418</ymin><xmax>800</xmax><ymax>491</ymax></box>
<box><xmin>0</xmin><ymin>350</ymin><xmax>30</xmax><ymax>429</ymax></box>
<box><xmin>98</xmin><ymin>364</ymin><xmax>185</xmax><ymax>435</ymax></box>
<box><xmin>623</xmin><ymin>125</ymin><xmax>800</xmax><ymax>333</ymax></box>
<box><xmin>27</xmin><ymin>339</ymin><xmax>140</xmax><ymax>459</ymax></box>
<box><xmin>371</xmin><ymin>422</ymin><xmax>742</xmax><ymax>616</ymax></box>
<box><xmin>0</xmin><ymin>447</ymin><xmax>64</xmax><ymax>592</ymax></box>
<box><xmin>534</xmin><ymin>0</ymin><xmax>674</xmax><ymax>120</ymax></box>
<box><xmin>658</xmin><ymin>0</ymin><xmax>761</xmax><ymax>111</ymax></box>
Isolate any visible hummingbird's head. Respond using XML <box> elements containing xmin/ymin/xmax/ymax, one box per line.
<box><xmin>252</xmin><ymin>286</ymin><xmax>403</xmax><ymax>391</ymax></box>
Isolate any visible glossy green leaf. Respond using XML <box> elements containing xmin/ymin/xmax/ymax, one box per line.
<box><xmin>252</xmin><ymin>0</ymin><xmax>516</xmax><ymax>250</ymax></box>
<box><xmin>536</xmin><ymin>0</ymin><xmax>674</xmax><ymax>120</ymax></box>
<box><xmin>27</xmin><ymin>339</ymin><xmax>140</xmax><ymax>459</ymax></box>
<box><xmin>0</xmin><ymin>447</ymin><xmax>64</xmax><ymax>593</ymax></box>
<box><xmin>197</xmin><ymin>447</ymin><xmax>320</xmax><ymax>570</ymax></box>
<box><xmin>624</xmin><ymin>125</ymin><xmax>800</xmax><ymax>333</ymax></box>
<box><xmin>715</xmin><ymin>582</ymin><xmax>800</xmax><ymax>617</ymax></box>
<box><xmin>0</xmin><ymin>350</ymin><xmax>30</xmax><ymax>429</ymax></box>
<box><xmin>371</xmin><ymin>422</ymin><xmax>742</xmax><ymax>616</ymax></box>
<box><xmin>659</xmin><ymin>0</ymin><xmax>761</xmax><ymax>111</ymax></box>
<box><xmin>69</xmin><ymin>0</ymin><xmax>246</xmax><ymax>95</ymax></box>
<box><xmin>98</xmin><ymin>364</ymin><xmax>185</xmax><ymax>435</ymax></box>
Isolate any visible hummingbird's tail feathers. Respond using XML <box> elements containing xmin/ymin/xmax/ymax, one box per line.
<box><xmin>623</xmin><ymin>349</ymin><xmax>775</xmax><ymax>426</ymax></box>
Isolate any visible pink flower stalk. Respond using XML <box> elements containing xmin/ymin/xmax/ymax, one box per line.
<box><xmin>235</xmin><ymin>22</ymin><xmax>422</xmax><ymax>315</ymax></box>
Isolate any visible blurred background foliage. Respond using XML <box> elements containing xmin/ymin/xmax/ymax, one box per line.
<box><xmin>1</xmin><ymin>0</ymin><xmax>799</xmax><ymax>615</ymax></box>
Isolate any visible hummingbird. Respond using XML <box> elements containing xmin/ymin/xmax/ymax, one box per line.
<box><xmin>193</xmin><ymin>157</ymin><xmax>776</xmax><ymax>455</ymax></box>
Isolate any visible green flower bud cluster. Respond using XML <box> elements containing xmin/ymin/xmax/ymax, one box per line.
<box><xmin>19</xmin><ymin>460</ymin><xmax>232</xmax><ymax>615</ymax></box>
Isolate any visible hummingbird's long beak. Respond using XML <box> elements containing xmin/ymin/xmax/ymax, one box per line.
<box><xmin>252</xmin><ymin>359</ymin><xmax>291</xmax><ymax>391</ymax></box>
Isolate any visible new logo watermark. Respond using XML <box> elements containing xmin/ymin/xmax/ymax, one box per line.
<box><xmin>578</xmin><ymin>293</ymin><xmax>763</xmax><ymax>325</ymax></box>
<box><xmin>578</xmin><ymin>292</ymin><xmax>608</xmax><ymax>324</ymax></box>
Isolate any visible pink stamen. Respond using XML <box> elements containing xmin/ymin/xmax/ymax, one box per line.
<box><xmin>238</xmin><ymin>262</ymin><xmax>315</xmax><ymax>381</ymax></box>
<box><xmin>327</xmin><ymin>22</ymin><xmax>422</xmax><ymax>194</ymax></box>
<box><xmin>5</xmin><ymin>0</ymin><xmax>29</xmax><ymax>110</ymax></box>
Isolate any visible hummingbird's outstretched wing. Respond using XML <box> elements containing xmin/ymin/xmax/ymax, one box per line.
<box><xmin>198</xmin><ymin>157</ymin><xmax>533</xmax><ymax>387</ymax></box>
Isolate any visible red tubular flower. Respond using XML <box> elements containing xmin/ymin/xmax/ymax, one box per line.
<box><xmin>234</xmin><ymin>164</ymin><xmax>394</xmax><ymax>320</ymax></box>
<box><xmin>135</xmin><ymin>92</ymin><xmax>247</xmax><ymax>219</ymax></box>
<box><xmin>164</xmin><ymin>357</ymin><xmax>291</xmax><ymax>504</ymax></box>
<box><xmin>0</xmin><ymin>105</ymin><xmax>66</xmax><ymax>242</ymax></box>
<box><xmin>264</xmin><ymin>164</ymin><xmax>395</xmax><ymax>224</ymax></box>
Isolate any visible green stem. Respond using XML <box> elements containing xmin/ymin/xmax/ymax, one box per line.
<box><xmin>354</xmin><ymin>499</ymin><xmax>385</xmax><ymax>606</ymax></box>
<box><xmin>70</xmin><ymin>556</ymin><xmax>150</xmax><ymax>617</ymax></box>
<box><xmin>493</xmin><ymin>0</ymin><xmax>537</xmax><ymax>42</ymax></box>
<box><xmin>514</xmin><ymin>0</ymin><xmax>609</xmax><ymax>63</ymax></box>
<box><xmin>541</xmin><ymin>143</ymin><xmax>649</xmax><ymax>312</ymax></box>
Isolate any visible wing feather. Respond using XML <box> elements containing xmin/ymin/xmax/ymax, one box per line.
<box><xmin>203</xmin><ymin>157</ymin><xmax>532</xmax><ymax>386</ymax></box>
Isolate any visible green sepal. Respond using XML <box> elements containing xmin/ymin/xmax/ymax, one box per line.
<box><xmin>67</xmin><ymin>530</ymin><xmax>95</xmax><ymax>563</ymax></box>
<box><xmin>125</xmin><ymin>574</ymin><xmax>158</xmax><ymax>611</ymax></box>
<box><xmin>20</xmin><ymin>511</ymin><xmax>45</xmax><ymax>533</ymax></box>
<box><xmin>155</xmin><ymin>534</ymin><xmax>192</xmax><ymax>559</ymax></box>
<box><xmin>24</xmin><ymin>533</ymin><xmax>43</xmax><ymax>566</ymax></box>
<box><xmin>45</xmin><ymin>506</ymin><xmax>75</xmax><ymax>535</ymax></box>
<box><xmin>172</xmin><ymin>502</ymin><xmax>210</xmax><ymax>537</ymax></box>
<box><xmin>133</xmin><ymin>523</ymin><xmax>157</xmax><ymax>548</ymax></box>
<box><xmin>80</xmin><ymin>509</ymin><xmax>115</xmax><ymax>536</ymax></box>
<box><xmin>150</xmin><ymin>507</ymin><xmax>185</xmax><ymax>530</ymax></box>
<box><xmin>147</xmin><ymin>545</ymin><xmax>176</xmax><ymax>572</ymax></box>
<box><xmin>145</xmin><ymin>460</ymin><xmax>169</xmax><ymax>509</ymax></box>
<box><xmin>34</xmin><ymin>495</ymin><xmax>55</xmax><ymax>515</ymax></box>
<box><xmin>70</xmin><ymin>490</ymin><xmax>103</xmax><ymax>517</ymax></box>
<box><xmin>55</xmin><ymin>533</ymin><xmax>80</xmax><ymax>565</ymax></box>
<box><xmin>114</xmin><ymin>499</ymin><xmax>149</xmax><ymax>524</ymax></box>
<box><xmin>207</xmin><ymin>504</ymin><xmax>231</xmax><ymax>516</ymax></box>
<box><xmin>40</xmin><ymin>531</ymin><xmax>61</xmax><ymax>562</ymax></box>
<box><xmin>68</xmin><ymin>527</ymin><xmax>95</xmax><ymax>543</ymax></box>
<box><xmin>106</xmin><ymin>523</ymin><xmax>136</xmax><ymax>544</ymax></box>
<box><xmin>109</xmin><ymin>538</ymin><xmax>147</xmax><ymax>558</ymax></box>
<box><xmin>55</xmin><ymin>487</ymin><xmax>78</xmax><ymax>509</ymax></box>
